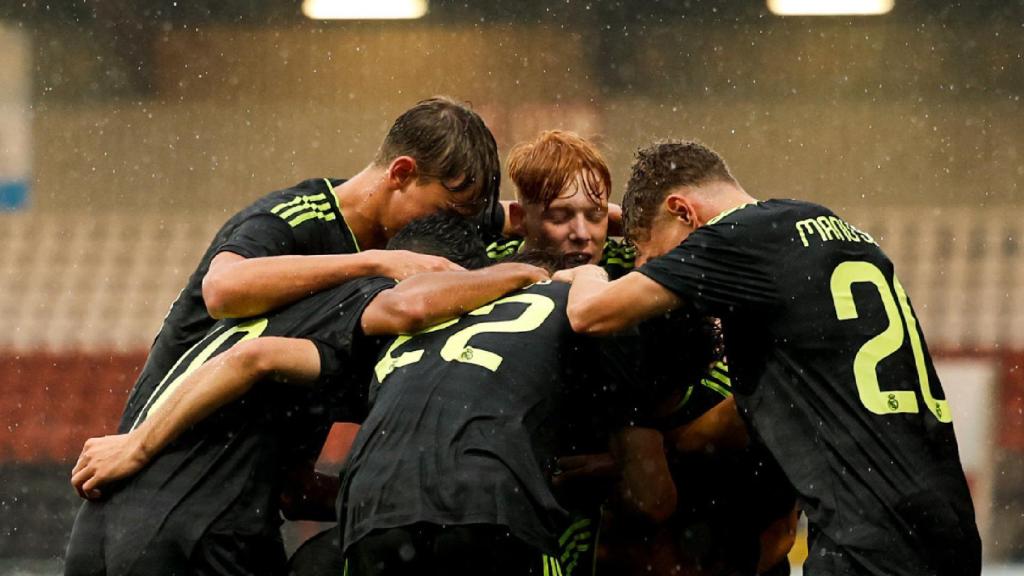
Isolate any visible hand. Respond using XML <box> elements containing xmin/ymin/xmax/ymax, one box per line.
<box><xmin>368</xmin><ymin>250</ymin><xmax>464</xmax><ymax>280</ymax></box>
<box><xmin>492</xmin><ymin>262</ymin><xmax>550</xmax><ymax>284</ymax></box>
<box><xmin>552</xmin><ymin>453</ymin><xmax>617</xmax><ymax>487</ymax></box>
<box><xmin>552</xmin><ymin>264</ymin><xmax>607</xmax><ymax>285</ymax></box>
<box><xmin>71</xmin><ymin>433</ymin><xmax>149</xmax><ymax>500</ymax></box>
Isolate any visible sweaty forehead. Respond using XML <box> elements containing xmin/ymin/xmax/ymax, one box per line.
<box><xmin>545</xmin><ymin>184</ymin><xmax>607</xmax><ymax>211</ymax></box>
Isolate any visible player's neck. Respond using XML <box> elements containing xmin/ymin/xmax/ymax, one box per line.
<box><xmin>332</xmin><ymin>166</ymin><xmax>391</xmax><ymax>250</ymax></box>
<box><xmin>695</xmin><ymin>183</ymin><xmax>757</xmax><ymax>225</ymax></box>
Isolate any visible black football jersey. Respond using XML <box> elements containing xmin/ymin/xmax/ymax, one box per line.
<box><xmin>101</xmin><ymin>277</ymin><xmax>392</xmax><ymax>574</ymax></box>
<box><xmin>118</xmin><ymin>178</ymin><xmax>360</xmax><ymax>432</ymax></box>
<box><xmin>639</xmin><ymin>199</ymin><xmax>980</xmax><ymax>576</ymax></box>
<box><xmin>339</xmin><ymin>281</ymin><xmax>639</xmax><ymax>556</ymax></box>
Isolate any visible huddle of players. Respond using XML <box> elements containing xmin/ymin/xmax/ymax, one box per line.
<box><xmin>66</xmin><ymin>96</ymin><xmax>981</xmax><ymax>576</ymax></box>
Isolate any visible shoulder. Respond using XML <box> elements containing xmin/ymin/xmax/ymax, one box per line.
<box><xmin>694</xmin><ymin>199</ymin><xmax>826</xmax><ymax>245</ymax></box>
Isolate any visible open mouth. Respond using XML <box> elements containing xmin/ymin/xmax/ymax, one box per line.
<box><xmin>562</xmin><ymin>252</ymin><xmax>593</xmax><ymax>267</ymax></box>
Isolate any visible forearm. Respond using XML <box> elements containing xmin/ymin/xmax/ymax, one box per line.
<box><xmin>204</xmin><ymin>252</ymin><xmax>380</xmax><ymax>318</ymax></box>
<box><xmin>611</xmin><ymin>427</ymin><xmax>677</xmax><ymax>524</ymax></box>
<box><xmin>363</xmin><ymin>263</ymin><xmax>546</xmax><ymax>335</ymax></box>
<box><xmin>665</xmin><ymin>396</ymin><xmax>749</xmax><ymax>454</ymax></box>
<box><xmin>131</xmin><ymin>347</ymin><xmax>265</xmax><ymax>460</ymax></box>
<box><xmin>758</xmin><ymin>507</ymin><xmax>799</xmax><ymax>573</ymax></box>
<box><xmin>132</xmin><ymin>337</ymin><xmax>322</xmax><ymax>462</ymax></box>
<box><xmin>566</xmin><ymin>269</ymin><xmax>682</xmax><ymax>336</ymax></box>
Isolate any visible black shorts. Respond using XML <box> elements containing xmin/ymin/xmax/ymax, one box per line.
<box><xmin>346</xmin><ymin>523</ymin><xmax>562</xmax><ymax>576</ymax></box>
<box><xmin>66</xmin><ymin>488</ymin><xmax>287</xmax><ymax>576</ymax></box>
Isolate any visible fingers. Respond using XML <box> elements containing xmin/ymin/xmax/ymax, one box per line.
<box><xmin>81</xmin><ymin>477</ymin><xmax>104</xmax><ymax>500</ymax></box>
<box><xmin>552</xmin><ymin>269</ymin><xmax>575</xmax><ymax>284</ymax></box>
<box><xmin>71</xmin><ymin>465</ymin><xmax>92</xmax><ymax>499</ymax></box>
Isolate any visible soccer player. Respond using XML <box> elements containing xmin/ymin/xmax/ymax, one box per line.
<box><xmin>66</xmin><ymin>214</ymin><xmax>548</xmax><ymax>576</ymax></box>
<box><xmin>558</xmin><ymin>140</ymin><xmax>982</xmax><ymax>576</ymax></box>
<box><xmin>118</xmin><ymin>95</ymin><xmax>501</xmax><ymax>435</ymax></box>
<box><xmin>501</xmin><ymin>129</ymin><xmax>797</xmax><ymax>576</ymax></box>
<box><xmin>486</xmin><ymin>130</ymin><xmax>635</xmax><ymax>277</ymax></box>
<box><xmin>339</xmin><ymin>273</ymin><xmax>684</xmax><ymax>576</ymax></box>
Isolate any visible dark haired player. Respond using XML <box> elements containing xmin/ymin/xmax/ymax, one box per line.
<box><xmin>338</xmin><ymin>267</ymin><xmax>677</xmax><ymax>576</ymax></box>
<box><xmin>559</xmin><ymin>140</ymin><xmax>981</xmax><ymax>576</ymax></box>
<box><xmin>497</xmin><ymin>129</ymin><xmax>796</xmax><ymax>576</ymax></box>
<box><xmin>118</xmin><ymin>96</ymin><xmax>501</xmax><ymax>436</ymax></box>
<box><xmin>67</xmin><ymin>214</ymin><xmax>548</xmax><ymax>576</ymax></box>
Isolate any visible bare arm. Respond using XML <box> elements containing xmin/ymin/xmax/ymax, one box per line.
<box><xmin>665</xmin><ymin>396</ymin><xmax>750</xmax><ymax>454</ymax></box>
<box><xmin>71</xmin><ymin>337</ymin><xmax>320</xmax><ymax>498</ymax></box>
<box><xmin>203</xmin><ymin>250</ymin><xmax>463</xmax><ymax>319</ymax></box>
<box><xmin>610</xmin><ymin>427</ymin><xmax>677</xmax><ymax>524</ymax></box>
<box><xmin>556</xmin><ymin>266</ymin><xmax>682</xmax><ymax>336</ymax></box>
<box><xmin>361</xmin><ymin>263</ymin><xmax>550</xmax><ymax>335</ymax></box>
<box><xmin>758</xmin><ymin>506</ymin><xmax>799</xmax><ymax>573</ymax></box>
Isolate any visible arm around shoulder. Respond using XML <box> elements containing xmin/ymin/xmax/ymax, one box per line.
<box><xmin>564</xmin><ymin>268</ymin><xmax>682</xmax><ymax>336</ymax></box>
<box><xmin>361</xmin><ymin>263</ymin><xmax>549</xmax><ymax>336</ymax></box>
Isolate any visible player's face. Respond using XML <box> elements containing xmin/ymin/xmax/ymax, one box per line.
<box><xmin>631</xmin><ymin>217</ymin><xmax>690</xmax><ymax>267</ymax></box>
<box><xmin>521</xmin><ymin>179</ymin><xmax>608</xmax><ymax>268</ymax></box>
<box><xmin>388</xmin><ymin>176</ymin><xmax>484</xmax><ymax>235</ymax></box>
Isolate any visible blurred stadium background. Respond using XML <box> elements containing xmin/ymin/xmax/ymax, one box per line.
<box><xmin>0</xmin><ymin>0</ymin><xmax>1021</xmax><ymax>573</ymax></box>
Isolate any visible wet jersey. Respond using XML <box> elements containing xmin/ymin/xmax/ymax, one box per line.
<box><xmin>639</xmin><ymin>199</ymin><xmax>980</xmax><ymax>576</ymax></box>
<box><xmin>101</xmin><ymin>277</ymin><xmax>392</xmax><ymax>575</ymax></box>
<box><xmin>118</xmin><ymin>177</ymin><xmax>360</xmax><ymax>432</ymax></box>
<box><xmin>339</xmin><ymin>282</ymin><xmax>639</xmax><ymax>557</ymax></box>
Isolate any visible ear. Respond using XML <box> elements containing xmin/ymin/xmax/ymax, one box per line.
<box><xmin>664</xmin><ymin>193</ymin><xmax>695</xmax><ymax>226</ymax></box>
<box><xmin>386</xmin><ymin>156</ymin><xmax>418</xmax><ymax>190</ymax></box>
<box><xmin>508</xmin><ymin>201</ymin><xmax>526</xmax><ymax>236</ymax></box>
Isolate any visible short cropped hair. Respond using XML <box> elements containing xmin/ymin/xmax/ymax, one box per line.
<box><xmin>623</xmin><ymin>140</ymin><xmax>736</xmax><ymax>240</ymax></box>
<box><xmin>506</xmin><ymin>130</ymin><xmax>611</xmax><ymax>208</ymax></box>
<box><xmin>386</xmin><ymin>212</ymin><xmax>489</xmax><ymax>270</ymax></box>
<box><xmin>375</xmin><ymin>96</ymin><xmax>501</xmax><ymax>211</ymax></box>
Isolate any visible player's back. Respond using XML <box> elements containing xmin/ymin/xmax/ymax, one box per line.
<box><xmin>97</xmin><ymin>277</ymin><xmax>391</xmax><ymax>575</ymax></box>
<box><xmin>709</xmin><ymin>200</ymin><xmax>979</xmax><ymax>575</ymax></box>
<box><xmin>118</xmin><ymin>177</ymin><xmax>357</xmax><ymax>432</ymax></box>
<box><xmin>341</xmin><ymin>280</ymin><xmax>608</xmax><ymax>557</ymax></box>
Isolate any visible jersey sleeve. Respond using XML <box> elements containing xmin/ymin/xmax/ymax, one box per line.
<box><xmin>306</xmin><ymin>277</ymin><xmax>397</xmax><ymax>385</ymax></box>
<box><xmin>637</xmin><ymin>224</ymin><xmax>779</xmax><ymax>317</ymax></box>
<box><xmin>216</xmin><ymin>213</ymin><xmax>298</xmax><ymax>259</ymax></box>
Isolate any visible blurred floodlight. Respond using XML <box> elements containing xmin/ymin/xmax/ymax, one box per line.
<box><xmin>768</xmin><ymin>0</ymin><xmax>893</xmax><ymax>15</ymax></box>
<box><xmin>302</xmin><ymin>0</ymin><xmax>428</xmax><ymax>20</ymax></box>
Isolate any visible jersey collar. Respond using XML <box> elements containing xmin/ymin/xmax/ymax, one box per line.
<box><xmin>706</xmin><ymin>202</ymin><xmax>756</xmax><ymax>226</ymax></box>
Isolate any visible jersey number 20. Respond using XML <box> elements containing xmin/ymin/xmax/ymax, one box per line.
<box><xmin>830</xmin><ymin>261</ymin><xmax>951</xmax><ymax>423</ymax></box>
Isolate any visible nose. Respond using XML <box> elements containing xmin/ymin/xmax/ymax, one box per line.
<box><xmin>568</xmin><ymin>214</ymin><xmax>591</xmax><ymax>242</ymax></box>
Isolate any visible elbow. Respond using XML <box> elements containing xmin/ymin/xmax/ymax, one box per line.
<box><xmin>224</xmin><ymin>340</ymin><xmax>276</xmax><ymax>382</ymax></box>
<box><xmin>371</xmin><ymin>294</ymin><xmax>433</xmax><ymax>335</ymax></box>
<box><xmin>202</xmin><ymin>274</ymin><xmax>235</xmax><ymax>319</ymax></box>
<box><xmin>567</xmin><ymin>302</ymin><xmax>618</xmax><ymax>336</ymax></box>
